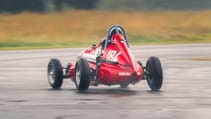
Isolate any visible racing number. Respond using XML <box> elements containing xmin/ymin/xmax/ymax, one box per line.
<box><xmin>106</xmin><ymin>50</ymin><xmax>121</xmax><ymax>62</ymax></box>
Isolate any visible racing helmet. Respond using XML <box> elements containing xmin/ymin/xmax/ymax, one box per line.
<box><xmin>108</xmin><ymin>27</ymin><xmax>123</xmax><ymax>40</ymax></box>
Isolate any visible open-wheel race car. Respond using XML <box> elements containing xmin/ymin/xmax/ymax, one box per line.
<box><xmin>47</xmin><ymin>25</ymin><xmax>163</xmax><ymax>91</ymax></box>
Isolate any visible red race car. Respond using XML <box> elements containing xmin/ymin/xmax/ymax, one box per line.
<box><xmin>47</xmin><ymin>25</ymin><xmax>163</xmax><ymax>91</ymax></box>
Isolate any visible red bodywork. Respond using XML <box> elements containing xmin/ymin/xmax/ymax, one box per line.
<box><xmin>69</xmin><ymin>32</ymin><xmax>144</xmax><ymax>86</ymax></box>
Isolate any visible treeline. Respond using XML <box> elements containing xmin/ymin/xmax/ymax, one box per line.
<box><xmin>99</xmin><ymin>0</ymin><xmax>211</xmax><ymax>10</ymax></box>
<box><xmin>0</xmin><ymin>0</ymin><xmax>211</xmax><ymax>13</ymax></box>
<box><xmin>53</xmin><ymin>0</ymin><xmax>99</xmax><ymax>11</ymax></box>
<box><xmin>0</xmin><ymin>0</ymin><xmax>99</xmax><ymax>13</ymax></box>
<box><xmin>0</xmin><ymin>0</ymin><xmax>45</xmax><ymax>13</ymax></box>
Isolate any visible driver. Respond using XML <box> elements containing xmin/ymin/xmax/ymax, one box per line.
<box><xmin>97</xmin><ymin>28</ymin><xmax>123</xmax><ymax>49</ymax></box>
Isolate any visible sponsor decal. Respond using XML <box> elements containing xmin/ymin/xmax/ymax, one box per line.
<box><xmin>119</xmin><ymin>72</ymin><xmax>131</xmax><ymax>76</ymax></box>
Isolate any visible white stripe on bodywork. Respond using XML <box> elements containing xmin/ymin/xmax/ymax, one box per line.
<box><xmin>82</xmin><ymin>53</ymin><xmax>96</xmax><ymax>62</ymax></box>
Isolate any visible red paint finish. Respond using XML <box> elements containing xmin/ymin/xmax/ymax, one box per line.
<box><xmin>69</xmin><ymin>32</ymin><xmax>144</xmax><ymax>86</ymax></box>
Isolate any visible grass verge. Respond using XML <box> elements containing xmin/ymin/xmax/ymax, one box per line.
<box><xmin>0</xmin><ymin>10</ymin><xmax>211</xmax><ymax>50</ymax></box>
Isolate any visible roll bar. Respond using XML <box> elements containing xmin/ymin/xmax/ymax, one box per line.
<box><xmin>103</xmin><ymin>25</ymin><xmax>129</xmax><ymax>51</ymax></box>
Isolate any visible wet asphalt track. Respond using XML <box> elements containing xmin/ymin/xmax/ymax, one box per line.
<box><xmin>0</xmin><ymin>44</ymin><xmax>211</xmax><ymax>119</ymax></box>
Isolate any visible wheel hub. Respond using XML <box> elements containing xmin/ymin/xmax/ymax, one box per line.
<box><xmin>75</xmin><ymin>67</ymin><xmax>81</xmax><ymax>86</ymax></box>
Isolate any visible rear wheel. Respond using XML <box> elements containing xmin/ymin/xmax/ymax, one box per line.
<box><xmin>75</xmin><ymin>58</ymin><xmax>91</xmax><ymax>91</ymax></box>
<box><xmin>47</xmin><ymin>59</ymin><xmax>63</xmax><ymax>89</ymax></box>
<box><xmin>146</xmin><ymin>56</ymin><xmax>163</xmax><ymax>91</ymax></box>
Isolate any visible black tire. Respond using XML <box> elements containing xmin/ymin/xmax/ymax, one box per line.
<box><xmin>47</xmin><ymin>59</ymin><xmax>63</xmax><ymax>89</ymax></box>
<box><xmin>75</xmin><ymin>58</ymin><xmax>91</xmax><ymax>91</ymax></box>
<box><xmin>146</xmin><ymin>56</ymin><xmax>163</xmax><ymax>91</ymax></box>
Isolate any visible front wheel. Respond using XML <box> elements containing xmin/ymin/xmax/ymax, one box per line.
<box><xmin>47</xmin><ymin>59</ymin><xmax>63</xmax><ymax>89</ymax></box>
<box><xmin>75</xmin><ymin>58</ymin><xmax>91</xmax><ymax>91</ymax></box>
<box><xmin>146</xmin><ymin>56</ymin><xmax>163</xmax><ymax>91</ymax></box>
